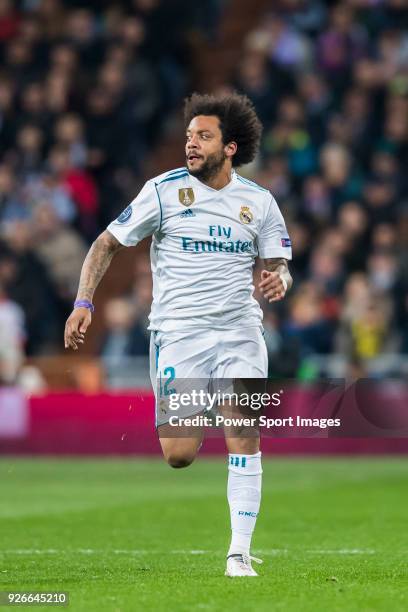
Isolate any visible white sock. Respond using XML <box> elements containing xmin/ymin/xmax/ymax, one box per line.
<box><xmin>227</xmin><ymin>451</ymin><xmax>262</xmax><ymax>557</ymax></box>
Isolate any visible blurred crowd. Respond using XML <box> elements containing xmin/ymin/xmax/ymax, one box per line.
<box><xmin>0</xmin><ymin>0</ymin><xmax>221</xmax><ymax>382</ymax></box>
<box><xmin>0</xmin><ymin>0</ymin><xmax>407</xmax><ymax>384</ymax></box>
<box><xmin>237</xmin><ymin>0</ymin><xmax>408</xmax><ymax>378</ymax></box>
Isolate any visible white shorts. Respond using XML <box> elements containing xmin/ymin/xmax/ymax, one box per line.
<box><xmin>150</xmin><ymin>327</ymin><xmax>268</xmax><ymax>426</ymax></box>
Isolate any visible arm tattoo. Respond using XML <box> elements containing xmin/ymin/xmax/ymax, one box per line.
<box><xmin>263</xmin><ymin>257</ymin><xmax>293</xmax><ymax>291</ymax></box>
<box><xmin>76</xmin><ymin>230</ymin><xmax>124</xmax><ymax>302</ymax></box>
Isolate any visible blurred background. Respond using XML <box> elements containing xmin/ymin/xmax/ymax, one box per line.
<box><xmin>0</xmin><ymin>0</ymin><xmax>406</xmax><ymax>400</ymax></box>
<box><xmin>1</xmin><ymin>7</ymin><xmax>406</xmax><ymax>605</ymax></box>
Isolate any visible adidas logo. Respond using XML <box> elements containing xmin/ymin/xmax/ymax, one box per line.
<box><xmin>179</xmin><ymin>209</ymin><xmax>196</xmax><ymax>218</ymax></box>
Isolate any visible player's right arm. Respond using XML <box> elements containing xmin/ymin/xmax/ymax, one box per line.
<box><xmin>64</xmin><ymin>230</ymin><xmax>124</xmax><ymax>350</ymax></box>
<box><xmin>64</xmin><ymin>178</ymin><xmax>161</xmax><ymax>350</ymax></box>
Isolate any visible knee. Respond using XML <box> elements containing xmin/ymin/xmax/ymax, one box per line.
<box><xmin>165</xmin><ymin>451</ymin><xmax>196</xmax><ymax>469</ymax></box>
<box><xmin>159</xmin><ymin>436</ymin><xmax>201</xmax><ymax>468</ymax></box>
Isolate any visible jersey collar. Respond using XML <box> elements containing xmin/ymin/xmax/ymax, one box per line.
<box><xmin>188</xmin><ymin>169</ymin><xmax>237</xmax><ymax>193</ymax></box>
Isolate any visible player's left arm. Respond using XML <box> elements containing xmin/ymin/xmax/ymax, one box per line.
<box><xmin>258</xmin><ymin>257</ymin><xmax>293</xmax><ymax>303</ymax></box>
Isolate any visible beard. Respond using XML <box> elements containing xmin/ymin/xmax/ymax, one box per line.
<box><xmin>187</xmin><ymin>149</ymin><xmax>227</xmax><ymax>182</ymax></box>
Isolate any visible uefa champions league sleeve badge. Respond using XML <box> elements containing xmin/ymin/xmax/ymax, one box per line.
<box><xmin>116</xmin><ymin>205</ymin><xmax>132</xmax><ymax>223</ymax></box>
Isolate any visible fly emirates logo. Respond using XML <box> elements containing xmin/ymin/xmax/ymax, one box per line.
<box><xmin>180</xmin><ymin>225</ymin><xmax>254</xmax><ymax>254</ymax></box>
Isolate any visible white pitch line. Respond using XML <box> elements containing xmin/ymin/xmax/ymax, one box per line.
<box><xmin>0</xmin><ymin>549</ymin><xmax>207</xmax><ymax>556</ymax></box>
<box><xmin>306</xmin><ymin>549</ymin><xmax>376</xmax><ymax>555</ymax></box>
<box><xmin>171</xmin><ymin>550</ymin><xmax>207</xmax><ymax>555</ymax></box>
<box><xmin>0</xmin><ymin>548</ymin><xmax>378</xmax><ymax>556</ymax></box>
<box><xmin>1</xmin><ymin>549</ymin><xmax>60</xmax><ymax>554</ymax></box>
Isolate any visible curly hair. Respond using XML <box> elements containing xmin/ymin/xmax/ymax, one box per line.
<box><xmin>183</xmin><ymin>92</ymin><xmax>263</xmax><ymax>167</ymax></box>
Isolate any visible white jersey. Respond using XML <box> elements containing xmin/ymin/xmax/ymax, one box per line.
<box><xmin>107</xmin><ymin>167</ymin><xmax>292</xmax><ymax>333</ymax></box>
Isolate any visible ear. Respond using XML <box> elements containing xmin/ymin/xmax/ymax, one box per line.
<box><xmin>224</xmin><ymin>141</ymin><xmax>237</xmax><ymax>160</ymax></box>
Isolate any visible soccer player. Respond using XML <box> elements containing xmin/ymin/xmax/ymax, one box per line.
<box><xmin>64</xmin><ymin>93</ymin><xmax>293</xmax><ymax>577</ymax></box>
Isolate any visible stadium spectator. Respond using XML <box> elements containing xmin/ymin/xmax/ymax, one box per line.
<box><xmin>0</xmin><ymin>0</ymin><xmax>20</xmax><ymax>42</ymax></box>
<box><xmin>0</xmin><ymin>164</ymin><xmax>26</xmax><ymax>222</ymax></box>
<box><xmin>282</xmin><ymin>281</ymin><xmax>334</xmax><ymax>357</ymax></box>
<box><xmin>99</xmin><ymin>297</ymin><xmax>149</xmax><ymax>363</ymax></box>
<box><xmin>335</xmin><ymin>286</ymin><xmax>396</xmax><ymax>361</ymax></box>
<box><xmin>1</xmin><ymin>220</ymin><xmax>59</xmax><ymax>354</ymax></box>
<box><xmin>32</xmin><ymin>201</ymin><xmax>88</xmax><ymax>307</ymax></box>
<box><xmin>0</xmin><ymin>281</ymin><xmax>25</xmax><ymax>384</ymax></box>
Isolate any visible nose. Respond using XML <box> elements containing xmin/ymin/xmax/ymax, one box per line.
<box><xmin>187</xmin><ymin>134</ymin><xmax>199</xmax><ymax>148</ymax></box>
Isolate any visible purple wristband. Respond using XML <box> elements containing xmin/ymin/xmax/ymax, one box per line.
<box><xmin>74</xmin><ymin>300</ymin><xmax>95</xmax><ymax>313</ymax></box>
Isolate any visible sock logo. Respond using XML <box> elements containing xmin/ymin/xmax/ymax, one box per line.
<box><xmin>230</xmin><ymin>456</ymin><xmax>247</xmax><ymax>468</ymax></box>
<box><xmin>238</xmin><ymin>511</ymin><xmax>258</xmax><ymax>517</ymax></box>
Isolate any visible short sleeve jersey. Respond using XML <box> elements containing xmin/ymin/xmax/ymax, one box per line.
<box><xmin>107</xmin><ymin>168</ymin><xmax>292</xmax><ymax>333</ymax></box>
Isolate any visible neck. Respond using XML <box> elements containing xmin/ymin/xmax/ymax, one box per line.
<box><xmin>202</xmin><ymin>164</ymin><xmax>233</xmax><ymax>191</ymax></box>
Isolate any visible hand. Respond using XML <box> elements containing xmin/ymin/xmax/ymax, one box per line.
<box><xmin>258</xmin><ymin>270</ymin><xmax>287</xmax><ymax>303</ymax></box>
<box><xmin>64</xmin><ymin>307</ymin><xmax>92</xmax><ymax>350</ymax></box>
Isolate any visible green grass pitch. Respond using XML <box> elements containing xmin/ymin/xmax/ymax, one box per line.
<box><xmin>0</xmin><ymin>457</ymin><xmax>407</xmax><ymax>611</ymax></box>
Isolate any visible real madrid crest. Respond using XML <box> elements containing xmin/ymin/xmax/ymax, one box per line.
<box><xmin>178</xmin><ymin>187</ymin><xmax>195</xmax><ymax>207</ymax></box>
<box><xmin>239</xmin><ymin>205</ymin><xmax>253</xmax><ymax>224</ymax></box>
